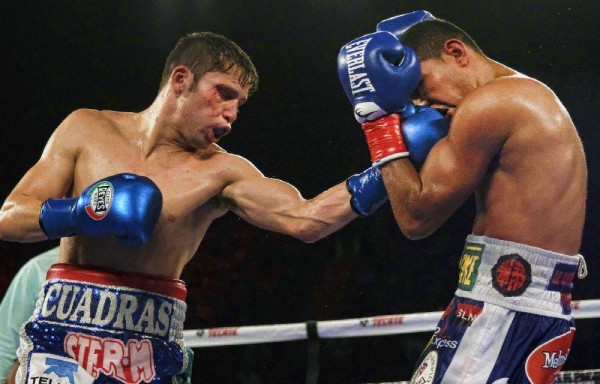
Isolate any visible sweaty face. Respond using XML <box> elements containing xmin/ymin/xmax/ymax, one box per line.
<box><xmin>179</xmin><ymin>69</ymin><xmax>249</xmax><ymax>148</ymax></box>
<box><xmin>414</xmin><ymin>56</ymin><xmax>471</xmax><ymax>119</ymax></box>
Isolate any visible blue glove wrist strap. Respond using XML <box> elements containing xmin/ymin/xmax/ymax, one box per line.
<box><xmin>39</xmin><ymin>197</ymin><xmax>79</xmax><ymax>239</ymax></box>
<box><xmin>347</xmin><ymin>166</ymin><xmax>389</xmax><ymax>217</ymax></box>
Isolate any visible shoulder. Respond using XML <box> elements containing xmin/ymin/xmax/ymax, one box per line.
<box><xmin>454</xmin><ymin>75</ymin><xmax>554</xmax><ymax>134</ymax></box>
<box><xmin>41</xmin><ymin>109</ymin><xmax>131</xmax><ymax>159</ymax></box>
<box><xmin>189</xmin><ymin>145</ymin><xmax>264</xmax><ymax>187</ymax></box>
<box><xmin>464</xmin><ymin>75</ymin><xmax>554</xmax><ymax>115</ymax></box>
<box><xmin>50</xmin><ymin>109</ymin><xmax>134</xmax><ymax>149</ymax></box>
<box><xmin>63</xmin><ymin>108</ymin><xmax>108</xmax><ymax>125</ymax></box>
<box><xmin>61</xmin><ymin>108</ymin><xmax>127</xmax><ymax>132</ymax></box>
<box><xmin>51</xmin><ymin>108</ymin><xmax>112</xmax><ymax>140</ymax></box>
<box><xmin>206</xmin><ymin>147</ymin><xmax>264</xmax><ymax>181</ymax></box>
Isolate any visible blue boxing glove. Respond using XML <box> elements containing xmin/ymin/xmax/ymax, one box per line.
<box><xmin>338</xmin><ymin>31</ymin><xmax>420</xmax><ymax>124</ymax></box>
<box><xmin>401</xmin><ymin>103</ymin><xmax>449</xmax><ymax>166</ymax></box>
<box><xmin>345</xmin><ymin>105</ymin><xmax>447</xmax><ymax>217</ymax></box>
<box><xmin>347</xmin><ymin>166</ymin><xmax>388</xmax><ymax>217</ymax></box>
<box><xmin>376</xmin><ymin>10</ymin><xmax>435</xmax><ymax>38</ymax></box>
<box><xmin>39</xmin><ymin>173</ymin><xmax>163</xmax><ymax>248</ymax></box>
<box><xmin>338</xmin><ymin>31</ymin><xmax>421</xmax><ymax>166</ymax></box>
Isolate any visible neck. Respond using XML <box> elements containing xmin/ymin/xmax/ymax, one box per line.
<box><xmin>138</xmin><ymin>89</ymin><xmax>188</xmax><ymax>158</ymax></box>
<box><xmin>479</xmin><ymin>56</ymin><xmax>518</xmax><ymax>85</ymax></box>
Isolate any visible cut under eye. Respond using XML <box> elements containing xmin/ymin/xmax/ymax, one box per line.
<box><xmin>217</xmin><ymin>86</ymin><xmax>237</xmax><ymax>100</ymax></box>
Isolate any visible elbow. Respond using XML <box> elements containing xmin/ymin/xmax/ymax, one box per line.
<box><xmin>397</xmin><ymin>217</ymin><xmax>437</xmax><ymax>241</ymax></box>
<box><xmin>401</xmin><ymin>228</ymin><xmax>431</xmax><ymax>241</ymax></box>
<box><xmin>295</xmin><ymin>230</ymin><xmax>322</xmax><ymax>244</ymax></box>
<box><xmin>392</xmin><ymin>193</ymin><xmax>444</xmax><ymax>240</ymax></box>
<box><xmin>0</xmin><ymin>218</ymin><xmax>18</xmax><ymax>242</ymax></box>
<box><xmin>291</xmin><ymin>223</ymin><xmax>325</xmax><ymax>244</ymax></box>
<box><xmin>0</xmin><ymin>213</ymin><xmax>9</xmax><ymax>241</ymax></box>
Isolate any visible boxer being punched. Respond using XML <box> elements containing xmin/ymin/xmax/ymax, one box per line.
<box><xmin>338</xmin><ymin>11</ymin><xmax>588</xmax><ymax>383</ymax></box>
<box><xmin>0</xmin><ymin>31</ymin><xmax>438</xmax><ymax>383</ymax></box>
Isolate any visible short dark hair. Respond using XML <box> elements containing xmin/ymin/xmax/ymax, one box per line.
<box><xmin>160</xmin><ymin>32</ymin><xmax>259</xmax><ymax>95</ymax></box>
<box><xmin>402</xmin><ymin>19</ymin><xmax>484</xmax><ymax>61</ymax></box>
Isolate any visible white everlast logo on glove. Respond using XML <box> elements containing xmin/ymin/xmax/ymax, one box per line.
<box><xmin>343</xmin><ymin>38</ymin><xmax>376</xmax><ymax>95</ymax></box>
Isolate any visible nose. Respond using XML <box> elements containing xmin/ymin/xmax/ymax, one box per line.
<box><xmin>222</xmin><ymin>101</ymin><xmax>239</xmax><ymax>124</ymax></box>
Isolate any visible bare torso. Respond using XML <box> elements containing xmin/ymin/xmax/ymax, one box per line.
<box><xmin>60</xmin><ymin>110</ymin><xmax>245</xmax><ymax>277</ymax></box>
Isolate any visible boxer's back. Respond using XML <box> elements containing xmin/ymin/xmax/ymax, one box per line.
<box><xmin>471</xmin><ymin>76</ymin><xmax>587</xmax><ymax>255</ymax></box>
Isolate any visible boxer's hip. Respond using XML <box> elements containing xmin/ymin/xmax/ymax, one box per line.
<box><xmin>454</xmin><ymin>235</ymin><xmax>585</xmax><ymax>319</ymax></box>
<box><xmin>34</xmin><ymin>263</ymin><xmax>187</xmax><ymax>337</ymax></box>
<box><xmin>18</xmin><ymin>263</ymin><xmax>188</xmax><ymax>383</ymax></box>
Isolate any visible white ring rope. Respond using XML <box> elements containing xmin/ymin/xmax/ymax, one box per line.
<box><xmin>183</xmin><ymin>299</ymin><xmax>600</xmax><ymax>348</ymax></box>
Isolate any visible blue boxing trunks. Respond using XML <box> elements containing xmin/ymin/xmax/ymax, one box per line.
<box><xmin>411</xmin><ymin>235</ymin><xmax>586</xmax><ymax>384</ymax></box>
<box><xmin>16</xmin><ymin>263</ymin><xmax>188</xmax><ymax>384</ymax></box>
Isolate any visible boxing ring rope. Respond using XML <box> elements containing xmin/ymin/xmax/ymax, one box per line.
<box><xmin>183</xmin><ymin>299</ymin><xmax>600</xmax><ymax>383</ymax></box>
<box><xmin>183</xmin><ymin>299</ymin><xmax>600</xmax><ymax>347</ymax></box>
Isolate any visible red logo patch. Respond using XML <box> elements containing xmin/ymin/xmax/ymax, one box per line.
<box><xmin>525</xmin><ymin>328</ymin><xmax>575</xmax><ymax>384</ymax></box>
<box><xmin>491</xmin><ymin>254</ymin><xmax>531</xmax><ymax>296</ymax></box>
<box><xmin>455</xmin><ymin>302</ymin><xmax>483</xmax><ymax>326</ymax></box>
<box><xmin>64</xmin><ymin>332</ymin><xmax>156</xmax><ymax>384</ymax></box>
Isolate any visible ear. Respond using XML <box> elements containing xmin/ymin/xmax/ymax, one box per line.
<box><xmin>170</xmin><ymin>66</ymin><xmax>191</xmax><ymax>94</ymax></box>
<box><xmin>443</xmin><ymin>39</ymin><xmax>468</xmax><ymax>66</ymax></box>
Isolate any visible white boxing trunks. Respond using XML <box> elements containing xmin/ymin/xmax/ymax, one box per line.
<box><xmin>17</xmin><ymin>263</ymin><xmax>189</xmax><ymax>384</ymax></box>
<box><xmin>411</xmin><ymin>235</ymin><xmax>586</xmax><ymax>384</ymax></box>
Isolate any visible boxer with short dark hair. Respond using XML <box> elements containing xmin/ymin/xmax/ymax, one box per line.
<box><xmin>0</xmin><ymin>31</ymin><xmax>399</xmax><ymax>383</ymax></box>
<box><xmin>338</xmin><ymin>12</ymin><xmax>588</xmax><ymax>383</ymax></box>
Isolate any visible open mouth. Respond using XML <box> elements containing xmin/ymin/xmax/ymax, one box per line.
<box><xmin>213</xmin><ymin>127</ymin><xmax>229</xmax><ymax>140</ymax></box>
<box><xmin>206</xmin><ymin>126</ymin><xmax>232</xmax><ymax>143</ymax></box>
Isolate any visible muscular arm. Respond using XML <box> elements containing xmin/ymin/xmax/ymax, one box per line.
<box><xmin>0</xmin><ymin>111</ymin><xmax>83</xmax><ymax>241</ymax></box>
<box><xmin>381</xmin><ymin>91</ymin><xmax>509</xmax><ymax>239</ymax></box>
<box><xmin>221</xmin><ymin>160</ymin><xmax>357</xmax><ymax>243</ymax></box>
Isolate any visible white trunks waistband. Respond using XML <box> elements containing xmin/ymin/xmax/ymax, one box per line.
<box><xmin>455</xmin><ymin>235</ymin><xmax>586</xmax><ymax>320</ymax></box>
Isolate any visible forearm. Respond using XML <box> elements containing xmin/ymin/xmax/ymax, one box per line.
<box><xmin>300</xmin><ymin>182</ymin><xmax>358</xmax><ymax>242</ymax></box>
<box><xmin>0</xmin><ymin>195</ymin><xmax>47</xmax><ymax>242</ymax></box>
<box><xmin>380</xmin><ymin>159</ymin><xmax>448</xmax><ymax>239</ymax></box>
<box><xmin>227</xmin><ymin>178</ymin><xmax>358</xmax><ymax>243</ymax></box>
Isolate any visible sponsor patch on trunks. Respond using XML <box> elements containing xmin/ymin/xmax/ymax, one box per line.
<box><xmin>411</xmin><ymin>350</ymin><xmax>438</xmax><ymax>384</ymax></box>
<box><xmin>454</xmin><ymin>301</ymin><xmax>483</xmax><ymax>327</ymax></box>
<box><xmin>64</xmin><ymin>333</ymin><xmax>156</xmax><ymax>384</ymax></box>
<box><xmin>40</xmin><ymin>281</ymin><xmax>175</xmax><ymax>337</ymax></box>
<box><xmin>27</xmin><ymin>353</ymin><xmax>95</xmax><ymax>383</ymax></box>
<box><xmin>547</xmin><ymin>263</ymin><xmax>578</xmax><ymax>315</ymax></box>
<box><xmin>491</xmin><ymin>253</ymin><xmax>532</xmax><ymax>297</ymax></box>
<box><xmin>525</xmin><ymin>327</ymin><xmax>575</xmax><ymax>383</ymax></box>
<box><xmin>457</xmin><ymin>242</ymin><xmax>484</xmax><ymax>291</ymax></box>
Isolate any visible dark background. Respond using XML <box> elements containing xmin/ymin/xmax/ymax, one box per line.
<box><xmin>1</xmin><ymin>1</ymin><xmax>599</xmax><ymax>382</ymax></box>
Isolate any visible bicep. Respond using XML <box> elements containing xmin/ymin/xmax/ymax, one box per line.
<box><xmin>8</xmin><ymin>112</ymin><xmax>83</xmax><ymax>201</ymax></box>
<box><xmin>10</xmin><ymin>157</ymin><xmax>75</xmax><ymax>203</ymax></box>
<box><xmin>0</xmin><ymin>111</ymin><xmax>91</xmax><ymax>241</ymax></box>
<box><xmin>420</xmin><ymin>106</ymin><xmax>508</xmax><ymax>210</ymax></box>
<box><xmin>420</xmin><ymin>136</ymin><xmax>488</xmax><ymax>204</ymax></box>
<box><xmin>222</xmin><ymin>174</ymin><xmax>307</xmax><ymax>232</ymax></box>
